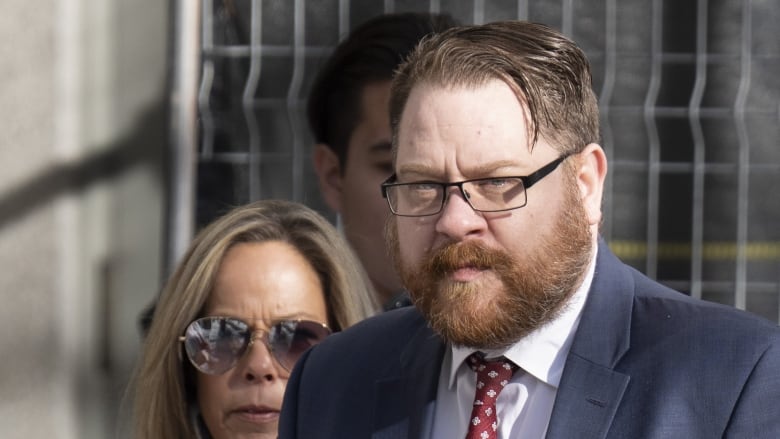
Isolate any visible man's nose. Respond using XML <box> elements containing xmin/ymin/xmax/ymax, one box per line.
<box><xmin>434</xmin><ymin>187</ymin><xmax>486</xmax><ymax>241</ymax></box>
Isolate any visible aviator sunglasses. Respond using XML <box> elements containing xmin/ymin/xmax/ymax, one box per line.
<box><xmin>179</xmin><ymin>316</ymin><xmax>331</xmax><ymax>375</ymax></box>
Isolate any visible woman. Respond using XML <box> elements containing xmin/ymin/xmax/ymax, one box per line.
<box><xmin>131</xmin><ymin>199</ymin><xmax>378</xmax><ymax>438</ymax></box>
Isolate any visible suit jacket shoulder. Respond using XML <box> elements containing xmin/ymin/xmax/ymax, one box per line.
<box><xmin>547</xmin><ymin>240</ymin><xmax>780</xmax><ymax>439</ymax></box>
<box><xmin>280</xmin><ymin>306</ymin><xmax>445</xmax><ymax>439</ymax></box>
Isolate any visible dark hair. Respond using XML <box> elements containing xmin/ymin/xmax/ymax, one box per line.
<box><xmin>390</xmin><ymin>21</ymin><xmax>600</xmax><ymax>155</ymax></box>
<box><xmin>307</xmin><ymin>12</ymin><xmax>460</xmax><ymax>168</ymax></box>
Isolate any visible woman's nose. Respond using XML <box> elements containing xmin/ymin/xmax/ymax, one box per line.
<box><xmin>239</xmin><ymin>334</ymin><xmax>281</xmax><ymax>383</ymax></box>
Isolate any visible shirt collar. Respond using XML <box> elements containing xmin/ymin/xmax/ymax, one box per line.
<box><xmin>448</xmin><ymin>244</ymin><xmax>597</xmax><ymax>388</ymax></box>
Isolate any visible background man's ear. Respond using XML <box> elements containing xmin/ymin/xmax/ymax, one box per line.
<box><xmin>313</xmin><ymin>143</ymin><xmax>344</xmax><ymax>213</ymax></box>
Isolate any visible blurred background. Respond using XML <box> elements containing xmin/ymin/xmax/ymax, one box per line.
<box><xmin>2</xmin><ymin>0</ymin><xmax>777</xmax><ymax>437</ymax></box>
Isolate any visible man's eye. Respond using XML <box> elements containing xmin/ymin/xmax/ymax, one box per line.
<box><xmin>409</xmin><ymin>182</ymin><xmax>440</xmax><ymax>191</ymax></box>
<box><xmin>475</xmin><ymin>178</ymin><xmax>510</xmax><ymax>188</ymax></box>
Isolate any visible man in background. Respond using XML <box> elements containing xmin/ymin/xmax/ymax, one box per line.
<box><xmin>138</xmin><ymin>12</ymin><xmax>458</xmax><ymax>334</ymax></box>
<box><xmin>308</xmin><ymin>12</ymin><xmax>459</xmax><ymax>310</ymax></box>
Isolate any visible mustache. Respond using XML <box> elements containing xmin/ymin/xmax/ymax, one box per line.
<box><xmin>424</xmin><ymin>241</ymin><xmax>515</xmax><ymax>275</ymax></box>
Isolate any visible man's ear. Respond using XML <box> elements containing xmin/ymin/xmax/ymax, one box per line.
<box><xmin>576</xmin><ymin>143</ymin><xmax>608</xmax><ymax>226</ymax></box>
<box><xmin>313</xmin><ymin>143</ymin><xmax>343</xmax><ymax>213</ymax></box>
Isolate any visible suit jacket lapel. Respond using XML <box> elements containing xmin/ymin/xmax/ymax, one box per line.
<box><xmin>545</xmin><ymin>354</ymin><xmax>630</xmax><ymax>439</ymax></box>
<box><xmin>404</xmin><ymin>325</ymin><xmax>445</xmax><ymax>439</ymax></box>
<box><xmin>372</xmin><ymin>311</ymin><xmax>445</xmax><ymax>439</ymax></box>
<box><xmin>546</xmin><ymin>240</ymin><xmax>633</xmax><ymax>439</ymax></box>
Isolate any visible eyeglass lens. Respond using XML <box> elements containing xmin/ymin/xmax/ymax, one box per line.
<box><xmin>387</xmin><ymin>177</ymin><xmax>528</xmax><ymax>216</ymax></box>
<box><xmin>182</xmin><ymin>317</ymin><xmax>330</xmax><ymax>375</ymax></box>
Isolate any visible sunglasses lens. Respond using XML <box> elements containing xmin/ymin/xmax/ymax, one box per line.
<box><xmin>183</xmin><ymin>317</ymin><xmax>249</xmax><ymax>375</ymax></box>
<box><xmin>269</xmin><ymin>320</ymin><xmax>331</xmax><ymax>370</ymax></box>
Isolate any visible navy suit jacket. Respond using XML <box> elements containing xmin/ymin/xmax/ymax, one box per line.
<box><xmin>280</xmin><ymin>241</ymin><xmax>780</xmax><ymax>438</ymax></box>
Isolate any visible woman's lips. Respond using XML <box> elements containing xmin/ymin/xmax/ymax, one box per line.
<box><xmin>230</xmin><ymin>405</ymin><xmax>280</xmax><ymax>423</ymax></box>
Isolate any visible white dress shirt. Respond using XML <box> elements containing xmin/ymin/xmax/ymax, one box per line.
<box><xmin>430</xmin><ymin>247</ymin><xmax>597</xmax><ymax>439</ymax></box>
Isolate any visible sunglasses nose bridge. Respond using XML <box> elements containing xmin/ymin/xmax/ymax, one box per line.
<box><xmin>245</xmin><ymin>328</ymin><xmax>289</xmax><ymax>371</ymax></box>
<box><xmin>247</xmin><ymin>328</ymin><xmax>269</xmax><ymax>349</ymax></box>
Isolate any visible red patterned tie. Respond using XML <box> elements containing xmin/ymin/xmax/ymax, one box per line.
<box><xmin>465</xmin><ymin>353</ymin><xmax>518</xmax><ymax>439</ymax></box>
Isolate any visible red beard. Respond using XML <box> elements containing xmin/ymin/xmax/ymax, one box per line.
<box><xmin>388</xmin><ymin>167</ymin><xmax>593</xmax><ymax>349</ymax></box>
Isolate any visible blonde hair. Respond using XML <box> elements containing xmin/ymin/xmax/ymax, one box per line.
<box><xmin>129</xmin><ymin>199</ymin><xmax>378</xmax><ymax>438</ymax></box>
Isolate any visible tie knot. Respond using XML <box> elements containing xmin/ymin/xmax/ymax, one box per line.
<box><xmin>467</xmin><ymin>353</ymin><xmax>517</xmax><ymax>376</ymax></box>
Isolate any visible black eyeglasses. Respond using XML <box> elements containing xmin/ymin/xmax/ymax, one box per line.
<box><xmin>380</xmin><ymin>155</ymin><xmax>569</xmax><ymax>217</ymax></box>
<box><xmin>179</xmin><ymin>317</ymin><xmax>331</xmax><ymax>375</ymax></box>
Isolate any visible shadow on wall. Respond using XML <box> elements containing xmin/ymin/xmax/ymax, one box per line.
<box><xmin>1</xmin><ymin>99</ymin><xmax>168</xmax><ymax>439</ymax></box>
<box><xmin>0</xmin><ymin>102</ymin><xmax>168</xmax><ymax>231</ymax></box>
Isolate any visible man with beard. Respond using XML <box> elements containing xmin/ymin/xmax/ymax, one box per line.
<box><xmin>279</xmin><ymin>21</ymin><xmax>780</xmax><ymax>439</ymax></box>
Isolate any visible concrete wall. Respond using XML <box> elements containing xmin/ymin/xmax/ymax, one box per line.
<box><xmin>0</xmin><ymin>0</ymin><xmax>168</xmax><ymax>437</ymax></box>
